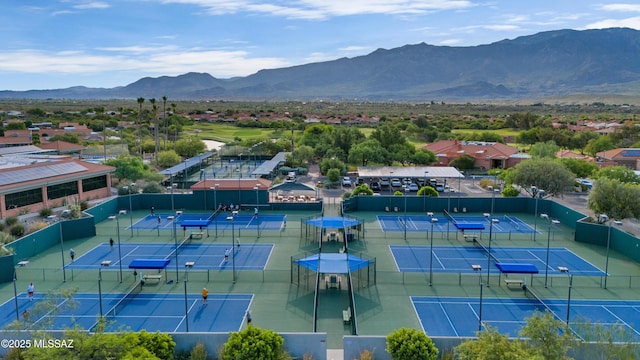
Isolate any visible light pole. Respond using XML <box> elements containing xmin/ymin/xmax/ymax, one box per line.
<box><xmin>212</xmin><ymin>184</ymin><xmax>219</xmax><ymax>238</ymax></box>
<box><xmin>404</xmin><ymin>187</ymin><xmax>408</xmax><ymax>241</ymax></box>
<box><xmin>59</xmin><ymin>219</ymin><xmax>66</xmax><ymax>282</ymax></box>
<box><xmin>486</xmin><ymin>217</ymin><xmax>499</xmax><ymax>287</ymax></box>
<box><xmin>472</xmin><ymin>264</ymin><xmax>483</xmax><ymax>331</ymax></box>
<box><xmin>227</xmin><ymin>215</ymin><xmax>236</xmax><ymax>284</ymax></box>
<box><xmin>115</xmin><ymin>215</ymin><xmax>123</xmax><ymax>283</ymax></box>
<box><xmin>254</xmin><ymin>184</ymin><xmax>260</xmax><ymax>238</ymax></box>
<box><xmin>389</xmin><ymin>171</ymin><xmax>394</xmax><ymax>195</ymax></box>
<box><xmin>540</xmin><ymin>213</ymin><xmax>560</xmax><ymax>288</ymax></box>
<box><xmin>599</xmin><ymin>214</ymin><xmax>623</xmax><ymax>289</ymax></box>
<box><xmin>184</xmin><ymin>261</ymin><xmax>194</xmax><ymax>332</ymax></box>
<box><xmin>429</xmin><ymin>217</ymin><xmax>438</xmax><ymax>286</ymax></box>
<box><xmin>126</xmin><ymin>184</ymin><xmax>135</xmax><ymax>237</ymax></box>
<box><xmin>531</xmin><ymin>186</ymin><xmax>544</xmax><ymax>242</ymax></box>
<box><xmin>423</xmin><ymin>171</ymin><xmax>428</xmax><ymax>211</ymax></box>
<box><xmin>558</xmin><ymin>266</ymin><xmax>572</xmax><ymax>324</ymax></box>
<box><xmin>488</xmin><ymin>185</ymin><xmax>495</xmax><ymax>215</ymax></box>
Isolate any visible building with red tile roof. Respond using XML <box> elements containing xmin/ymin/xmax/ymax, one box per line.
<box><xmin>424</xmin><ymin>140</ymin><xmax>527</xmax><ymax>170</ymax></box>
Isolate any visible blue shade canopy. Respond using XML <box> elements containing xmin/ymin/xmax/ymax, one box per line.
<box><xmin>294</xmin><ymin>253</ymin><xmax>372</xmax><ymax>274</ymax></box>
<box><xmin>496</xmin><ymin>263</ymin><xmax>539</xmax><ymax>274</ymax></box>
<box><xmin>304</xmin><ymin>216</ymin><xmax>361</xmax><ymax>228</ymax></box>
<box><xmin>128</xmin><ymin>259</ymin><xmax>171</xmax><ymax>269</ymax></box>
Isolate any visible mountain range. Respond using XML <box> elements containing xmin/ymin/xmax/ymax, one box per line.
<box><xmin>2</xmin><ymin>27</ymin><xmax>640</xmax><ymax>101</ymax></box>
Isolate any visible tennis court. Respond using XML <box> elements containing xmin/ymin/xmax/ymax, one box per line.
<box><xmin>390</xmin><ymin>245</ymin><xmax>605</xmax><ymax>275</ymax></box>
<box><xmin>132</xmin><ymin>213</ymin><xmax>286</xmax><ymax>231</ymax></box>
<box><xmin>67</xmin><ymin>242</ymin><xmax>274</xmax><ymax>271</ymax></box>
<box><xmin>413</xmin><ymin>295</ymin><xmax>640</xmax><ymax>340</ymax></box>
<box><xmin>1</xmin><ymin>291</ymin><xmax>252</xmax><ymax>333</ymax></box>
<box><xmin>377</xmin><ymin>214</ymin><xmax>535</xmax><ymax>233</ymax></box>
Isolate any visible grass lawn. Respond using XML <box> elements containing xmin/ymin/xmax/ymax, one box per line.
<box><xmin>183</xmin><ymin>123</ymin><xmax>276</xmax><ymax>142</ymax></box>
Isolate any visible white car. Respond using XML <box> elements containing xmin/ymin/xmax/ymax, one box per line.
<box><xmin>342</xmin><ymin>177</ymin><xmax>352</xmax><ymax>187</ymax></box>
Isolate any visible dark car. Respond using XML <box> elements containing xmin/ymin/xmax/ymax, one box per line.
<box><xmin>370</xmin><ymin>181</ymin><xmax>381</xmax><ymax>192</ymax></box>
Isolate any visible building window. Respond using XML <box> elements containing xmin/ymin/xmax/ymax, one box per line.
<box><xmin>82</xmin><ymin>175</ymin><xmax>107</xmax><ymax>192</ymax></box>
<box><xmin>47</xmin><ymin>181</ymin><xmax>79</xmax><ymax>200</ymax></box>
<box><xmin>5</xmin><ymin>188</ymin><xmax>43</xmax><ymax>210</ymax></box>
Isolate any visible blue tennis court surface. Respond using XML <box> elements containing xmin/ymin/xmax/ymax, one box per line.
<box><xmin>132</xmin><ymin>213</ymin><xmax>286</xmax><ymax>231</ymax></box>
<box><xmin>413</xmin><ymin>296</ymin><xmax>640</xmax><ymax>340</ymax></box>
<box><xmin>67</xmin><ymin>243</ymin><xmax>273</xmax><ymax>271</ymax></box>
<box><xmin>390</xmin><ymin>245</ymin><xmax>604</xmax><ymax>276</ymax></box>
<box><xmin>1</xmin><ymin>292</ymin><xmax>252</xmax><ymax>333</ymax></box>
<box><xmin>378</xmin><ymin>215</ymin><xmax>535</xmax><ymax>233</ymax></box>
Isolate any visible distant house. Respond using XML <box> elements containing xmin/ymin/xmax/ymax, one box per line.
<box><xmin>596</xmin><ymin>148</ymin><xmax>640</xmax><ymax>169</ymax></box>
<box><xmin>424</xmin><ymin>140</ymin><xmax>527</xmax><ymax>170</ymax></box>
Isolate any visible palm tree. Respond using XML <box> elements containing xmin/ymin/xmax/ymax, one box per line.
<box><xmin>149</xmin><ymin>98</ymin><xmax>158</xmax><ymax>164</ymax></box>
<box><xmin>136</xmin><ymin>97</ymin><xmax>145</xmax><ymax>155</ymax></box>
<box><xmin>170</xmin><ymin>103</ymin><xmax>177</xmax><ymax>145</ymax></box>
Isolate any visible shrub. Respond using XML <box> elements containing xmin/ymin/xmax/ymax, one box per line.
<box><xmin>5</xmin><ymin>217</ymin><xmax>18</xmax><ymax>227</ymax></box>
<box><xmin>39</xmin><ymin>207</ymin><xmax>53</xmax><ymax>217</ymax></box>
<box><xmin>502</xmin><ymin>185</ymin><xmax>521</xmax><ymax>197</ymax></box>
<box><xmin>359</xmin><ymin>349</ymin><xmax>374</xmax><ymax>360</ymax></box>
<box><xmin>10</xmin><ymin>224</ymin><xmax>25</xmax><ymax>238</ymax></box>
<box><xmin>478</xmin><ymin>178</ymin><xmax>496</xmax><ymax>189</ymax></box>
<box><xmin>143</xmin><ymin>182</ymin><xmax>165</xmax><ymax>193</ymax></box>
<box><xmin>79</xmin><ymin>201</ymin><xmax>90</xmax><ymax>211</ymax></box>
<box><xmin>29</xmin><ymin>222</ymin><xmax>48</xmax><ymax>233</ymax></box>
<box><xmin>386</xmin><ymin>327</ymin><xmax>438</xmax><ymax>360</ymax></box>
<box><xmin>220</xmin><ymin>326</ymin><xmax>285</xmax><ymax>360</ymax></box>
<box><xmin>0</xmin><ymin>232</ymin><xmax>15</xmax><ymax>245</ymax></box>
<box><xmin>190</xmin><ymin>343</ymin><xmax>208</xmax><ymax>360</ymax></box>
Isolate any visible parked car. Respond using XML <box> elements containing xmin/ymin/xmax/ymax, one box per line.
<box><xmin>391</xmin><ymin>178</ymin><xmax>402</xmax><ymax>187</ymax></box>
<box><xmin>435</xmin><ymin>183</ymin><xmax>445</xmax><ymax>192</ymax></box>
<box><xmin>342</xmin><ymin>177</ymin><xmax>352</xmax><ymax>187</ymax></box>
<box><xmin>370</xmin><ymin>181</ymin><xmax>381</xmax><ymax>192</ymax></box>
<box><xmin>380</xmin><ymin>178</ymin><xmax>390</xmax><ymax>188</ymax></box>
<box><xmin>356</xmin><ymin>177</ymin><xmax>364</xmax><ymax>185</ymax></box>
<box><xmin>408</xmin><ymin>183</ymin><xmax>419</xmax><ymax>192</ymax></box>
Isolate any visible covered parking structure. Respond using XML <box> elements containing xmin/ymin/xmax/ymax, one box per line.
<box><xmin>356</xmin><ymin>166</ymin><xmax>465</xmax><ymax>191</ymax></box>
<box><xmin>270</xmin><ymin>181</ymin><xmax>318</xmax><ymax>203</ymax></box>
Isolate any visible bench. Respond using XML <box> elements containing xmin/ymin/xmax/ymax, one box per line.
<box><xmin>464</xmin><ymin>235</ymin><xmax>478</xmax><ymax>242</ymax></box>
<box><xmin>504</xmin><ymin>278</ymin><xmax>524</xmax><ymax>287</ymax></box>
<box><xmin>191</xmin><ymin>232</ymin><xmax>204</xmax><ymax>239</ymax></box>
<box><xmin>119</xmin><ymin>210</ymin><xmax>127</xmax><ymax>215</ymax></box>
<box><xmin>343</xmin><ymin>307</ymin><xmax>351</xmax><ymax>324</ymax></box>
<box><xmin>143</xmin><ymin>274</ymin><xmax>162</xmax><ymax>282</ymax></box>
<box><xmin>107</xmin><ymin>215</ymin><xmax>116</xmax><ymax>220</ymax></box>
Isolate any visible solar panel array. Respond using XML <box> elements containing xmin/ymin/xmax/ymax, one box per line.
<box><xmin>621</xmin><ymin>149</ymin><xmax>640</xmax><ymax>157</ymax></box>
<box><xmin>0</xmin><ymin>162</ymin><xmax>88</xmax><ymax>186</ymax></box>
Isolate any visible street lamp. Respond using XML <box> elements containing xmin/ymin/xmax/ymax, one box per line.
<box><xmin>486</xmin><ymin>216</ymin><xmax>499</xmax><ymax>287</ymax></box>
<box><xmin>125</xmin><ymin>184</ymin><xmax>135</xmax><ymax>237</ymax></box>
<box><xmin>540</xmin><ymin>213</ymin><xmax>560</xmax><ymax>287</ymax></box>
<box><xmin>227</xmin><ymin>215</ymin><xmax>236</xmax><ymax>284</ymax></box>
<box><xmin>423</xmin><ymin>171</ymin><xmax>428</xmax><ymax>211</ymax></box>
<box><xmin>404</xmin><ymin>187</ymin><xmax>408</xmax><ymax>241</ymax></box>
<box><xmin>429</xmin><ymin>217</ymin><xmax>438</xmax><ymax>286</ymax></box>
<box><xmin>184</xmin><ymin>261</ymin><xmax>194</xmax><ymax>332</ymax></box>
<box><xmin>558</xmin><ymin>266</ymin><xmax>572</xmax><ymax>324</ymax></box>
<box><xmin>59</xmin><ymin>219</ymin><xmax>66</xmax><ymax>282</ymax></box>
<box><xmin>212</xmin><ymin>184</ymin><xmax>219</xmax><ymax>238</ymax></box>
<box><xmin>254</xmin><ymin>184</ymin><xmax>260</xmax><ymax>238</ymax></box>
<box><xmin>115</xmin><ymin>215</ymin><xmax>123</xmax><ymax>283</ymax></box>
<box><xmin>599</xmin><ymin>214</ymin><xmax>623</xmax><ymax>289</ymax></box>
<box><xmin>531</xmin><ymin>186</ymin><xmax>544</xmax><ymax>242</ymax></box>
<box><xmin>472</xmin><ymin>264</ymin><xmax>483</xmax><ymax>331</ymax></box>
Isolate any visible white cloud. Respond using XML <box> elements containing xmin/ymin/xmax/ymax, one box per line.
<box><xmin>439</xmin><ymin>38</ymin><xmax>462</xmax><ymax>45</ymax></box>
<box><xmin>338</xmin><ymin>46</ymin><xmax>370</xmax><ymax>52</ymax></box>
<box><xmin>584</xmin><ymin>16</ymin><xmax>640</xmax><ymax>29</ymax></box>
<box><xmin>0</xmin><ymin>48</ymin><xmax>290</xmax><ymax>78</ymax></box>
<box><xmin>74</xmin><ymin>2</ymin><xmax>110</xmax><ymax>10</ymax></box>
<box><xmin>159</xmin><ymin>0</ymin><xmax>475</xmax><ymax>19</ymax></box>
<box><xmin>597</xmin><ymin>4</ymin><xmax>640</xmax><ymax>12</ymax></box>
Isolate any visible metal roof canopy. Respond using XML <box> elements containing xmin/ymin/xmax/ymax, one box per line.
<box><xmin>160</xmin><ymin>152</ymin><xmax>215</xmax><ymax>176</ymax></box>
<box><xmin>252</xmin><ymin>152</ymin><xmax>287</xmax><ymax>176</ymax></box>
<box><xmin>269</xmin><ymin>181</ymin><xmax>316</xmax><ymax>192</ymax></box>
<box><xmin>356</xmin><ymin>166</ymin><xmax>465</xmax><ymax>179</ymax></box>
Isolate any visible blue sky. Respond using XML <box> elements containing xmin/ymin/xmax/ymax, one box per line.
<box><xmin>2</xmin><ymin>1</ymin><xmax>640</xmax><ymax>91</ymax></box>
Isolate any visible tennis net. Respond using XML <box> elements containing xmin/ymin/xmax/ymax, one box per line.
<box><xmin>208</xmin><ymin>209</ymin><xmax>221</xmax><ymax>222</ymax></box>
<box><xmin>104</xmin><ymin>282</ymin><xmax>141</xmax><ymax>319</ymax></box>
<box><xmin>443</xmin><ymin>209</ymin><xmax>457</xmax><ymax>225</ymax></box>
<box><xmin>473</xmin><ymin>236</ymin><xmax>501</xmax><ymax>265</ymax></box>
<box><xmin>504</xmin><ymin>215</ymin><xmax>520</xmax><ymax>229</ymax></box>
<box><xmin>167</xmin><ymin>236</ymin><xmax>190</xmax><ymax>259</ymax></box>
<box><xmin>524</xmin><ymin>285</ymin><xmax>558</xmax><ymax>318</ymax></box>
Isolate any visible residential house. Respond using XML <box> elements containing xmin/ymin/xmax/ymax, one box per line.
<box><xmin>425</xmin><ymin>140</ymin><xmax>527</xmax><ymax>170</ymax></box>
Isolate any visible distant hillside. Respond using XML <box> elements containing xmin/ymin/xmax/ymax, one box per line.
<box><xmin>2</xmin><ymin>27</ymin><xmax>640</xmax><ymax>101</ymax></box>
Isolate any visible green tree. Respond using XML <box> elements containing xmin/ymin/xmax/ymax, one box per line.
<box><xmin>327</xmin><ymin>168</ymin><xmax>341</xmax><ymax>184</ymax></box>
<box><xmin>412</xmin><ymin>149</ymin><xmax>437</xmax><ymax>165</ymax></box>
<box><xmin>50</xmin><ymin>132</ymin><xmax>80</xmax><ymax>144</ymax></box>
<box><xmin>417</xmin><ymin>186</ymin><xmax>438</xmax><ymax>197</ymax></box>
<box><xmin>455</xmin><ymin>326</ymin><xmax>532</xmax><ymax>360</ymax></box>
<box><xmin>157</xmin><ymin>150</ymin><xmax>181</xmax><ymax>168</ymax></box>
<box><xmin>509</xmin><ymin>159</ymin><xmax>575</xmax><ymax>197</ymax></box>
<box><xmin>558</xmin><ymin>158</ymin><xmax>598</xmax><ymax>179</ymax></box>
<box><xmin>386</xmin><ymin>327</ymin><xmax>438</xmax><ymax>360</ymax></box>
<box><xmin>587</xmin><ymin>177</ymin><xmax>640</xmax><ymax>220</ymax></box>
<box><xmin>574</xmin><ymin>320</ymin><xmax>640</xmax><ymax>359</ymax></box>
<box><xmin>174</xmin><ymin>136</ymin><xmax>206</xmax><ymax>158</ymax></box>
<box><xmin>352</xmin><ymin>184</ymin><xmax>374</xmax><ymax>196</ymax></box>
<box><xmin>529</xmin><ymin>140</ymin><xmax>559</xmax><ymax>158</ymax></box>
<box><xmin>450</xmin><ymin>154</ymin><xmax>476</xmax><ymax>170</ymax></box>
<box><xmin>106</xmin><ymin>155</ymin><xmax>149</xmax><ymax>181</ymax></box>
<box><xmin>520</xmin><ymin>311</ymin><xmax>574</xmax><ymax>360</ymax></box>
<box><xmin>501</xmin><ymin>185</ymin><xmax>521</xmax><ymax>197</ymax></box>
<box><xmin>221</xmin><ymin>326</ymin><xmax>285</xmax><ymax>360</ymax></box>
<box><xmin>595</xmin><ymin>166</ymin><xmax>640</xmax><ymax>184</ymax></box>
<box><xmin>584</xmin><ymin>136</ymin><xmax>615</xmax><ymax>157</ymax></box>
<box><xmin>348</xmin><ymin>139</ymin><xmax>387</xmax><ymax>166</ymax></box>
